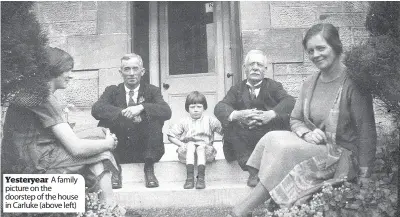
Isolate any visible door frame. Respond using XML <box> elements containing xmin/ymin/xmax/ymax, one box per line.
<box><xmin>146</xmin><ymin>1</ymin><xmax>241</xmax><ymax>94</ymax></box>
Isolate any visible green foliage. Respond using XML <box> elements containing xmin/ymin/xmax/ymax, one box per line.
<box><xmin>366</xmin><ymin>2</ymin><xmax>400</xmax><ymax>38</ymax></box>
<box><xmin>346</xmin><ymin>1</ymin><xmax>400</xmax><ymax>125</ymax></box>
<box><xmin>77</xmin><ymin>190</ymin><xmax>125</xmax><ymax>217</ymax></box>
<box><xmin>261</xmin><ymin>146</ymin><xmax>398</xmax><ymax>217</ymax></box>
<box><xmin>345</xmin><ymin>36</ymin><xmax>400</xmax><ymax>123</ymax></box>
<box><xmin>1</xmin><ymin>2</ymin><xmax>50</xmax><ymax>105</ymax></box>
<box><xmin>263</xmin><ymin>180</ymin><xmax>397</xmax><ymax>217</ymax></box>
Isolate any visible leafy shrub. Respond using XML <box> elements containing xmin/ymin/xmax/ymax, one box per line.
<box><xmin>261</xmin><ymin>144</ymin><xmax>398</xmax><ymax>217</ymax></box>
<box><xmin>345</xmin><ymin>35</ymin><xmax>400</xmax><ymax>124</ymax></box>
<box><xmin>77</xmin><ymin>190</ymin><xmax>125</xmax><ymax>217</ymax></box>
<box><xmin>346</xmin><ymin>2</ymin><xmax>400</xmax><ymax>126</ymax></box>
<box><xmin>339</xmin><ymin>4</ymin><xmax>400</xmax><ymax>216</ymax></box>
<box><xmin>263</xmin><ymin>180</ymin><xmax>397</xmax><ymax>217</ymax></box>
<box><xmin>1</xmin><ymin>2</ymin><xmax>50</xmax><ymax>105</ymax></box>
<box><xmin>366</xmin><ymin>2</ymin><xmax>399</xmax><ymax>38</ymax></box>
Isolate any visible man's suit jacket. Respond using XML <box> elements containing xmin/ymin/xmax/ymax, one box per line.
<box><xmin>214</xmin><ymin>78</ymin><xmax>295</xmax><ymax>130</ymax></box>
<box><xmin>92</xmin><ymin>82</ymin><xmax>172</xmax><ymax>133</ymax></box>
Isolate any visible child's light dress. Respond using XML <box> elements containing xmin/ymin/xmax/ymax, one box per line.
<box><xmin>168</xmin><ymin>114</ymin><xmax>222</xmax><ymax>163</ymax></box>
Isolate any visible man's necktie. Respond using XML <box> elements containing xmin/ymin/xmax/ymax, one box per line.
<box><xmin>128</xmin><ymin>90</ymin><xmax>136</xmax><ymax>106</ymax></box>
<box><xmin>128</xmin><ymin>90</ymin><xmax>142</xmax><ymax>123</ymax></box>
<box><xmin>250</xmin><ymin>86</ymin><xmax>256</xmax><ymax>100</ymax></box>
<box><xmin>248</xmin><ymin>84</ymin><xmax>261</xmax><ymax>100</ymax></box>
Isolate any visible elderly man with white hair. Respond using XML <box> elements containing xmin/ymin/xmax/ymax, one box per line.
<box><xmin>214</xmin><ymin>50</ymin><xmax>295</xmax><ymax>187</ymax></box>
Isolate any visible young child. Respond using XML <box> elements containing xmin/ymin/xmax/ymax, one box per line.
<box><xmin>168</xmin><ymin>91</ymin><xmax>223</xmax><ymax>189</ymax></box>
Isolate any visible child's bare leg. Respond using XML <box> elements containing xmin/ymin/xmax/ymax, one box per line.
<box><xmin>196</xmin><ymin>145</ymin><xmax>206</xmax><ymax>189</ymax></box>
<box><xmin>184</xmin><ymin>143</ymin><xmax>196</xmax><ymax>189</ymax></box>
<box><xmin>89</xmin><ymin>162</ymin><xmax>114</xmax><ymax>206</ymax></box>
<box><xmin>186</xmin><ymin>142</ymin><xmax>196</xmax><ymax>165</ymax></box>
<box><xmin>196</xmin><ymin>145</ymin><xmax>206</xmax><ymax>165</ymax></box>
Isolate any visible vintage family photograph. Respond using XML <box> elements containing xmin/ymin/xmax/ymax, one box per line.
<box><xmin>1</xmin><ymin>1</ymin><xmax>399</xmax><ymax>217</ymax></box>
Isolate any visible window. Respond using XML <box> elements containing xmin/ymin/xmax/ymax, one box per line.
<box><xmin>168</xmin><ymin>2</ymin><xmax>215</xmax><ymax>75</ymax></box>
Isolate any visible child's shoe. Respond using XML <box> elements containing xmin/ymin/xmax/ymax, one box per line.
<box><xmin>196</xmin><ymin>177</ymin><xmax>206</xmax><ymax>189</ymax></box>
<box><xmin>196</xmin><ymin>165</ymin><xmax>206</xmax><ymax>189</ymax></box>
<box><xmin>184</xmin><ymin>177</ymin><xmax>195</xmax><ymax>189</ymax></box>
<box><xmin>184</xmin><ymin>164</ymin><xmax>195</xmax><ymax>189</ymax></box>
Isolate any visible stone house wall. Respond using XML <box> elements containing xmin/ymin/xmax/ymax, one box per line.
<box><xmin>239</xmin><ymin>1</ymin><xmax>396</xmax><ymax>141</ymax></box>
<box><xmin>30</xmin><ymin>1</ymin><xmax>396</xmax><ymax>140</ymax></box>
<box><xmin>33</xmin><ymin>1</ymin><xmax>130</xmax><ymax>108</ymax></box>
<box><xmin>240</xmin><ymin>1</ymin><xmax>370</xmax><ymax>96</ymax></box>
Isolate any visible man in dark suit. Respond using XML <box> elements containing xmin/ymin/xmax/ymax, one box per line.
<box><xmin>92</xmin><ymin>53</ymin><xmax>171</xmax><ymax>188</ymax></box>
<box><xmin>214</xmin><ymin>50</ymin><xmax>295</xmax><ymax>187</ymax></box>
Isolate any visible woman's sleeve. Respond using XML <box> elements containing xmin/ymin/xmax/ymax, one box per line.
<box><xmin>349</xmin><ymin>83</ymin><xmax>377</xmax><ymax>168</ymax></box>
<box><xmin>28</xmin><ymin>96</ymin><xmax>66</xmax><ymax>128</ymax></box>
<box><xmin>290</xmin><ymin>83</ymin><xmax>311</xmax><ymax>137</ymax></box>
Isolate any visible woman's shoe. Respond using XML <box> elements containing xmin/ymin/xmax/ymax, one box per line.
<box><xmin>112</xmin><ymin>172</ymin><xmax>122</xmax><ymax>189</ymax></box>
<box><xmin>247</xmin><ymin>174</ymin><xmax>259</xmax><ymax>187</ymax></box>
<box><xmin>111</xmin><ymin>204</ymin><xmax>127</xmax><ymax>216</ymax></box>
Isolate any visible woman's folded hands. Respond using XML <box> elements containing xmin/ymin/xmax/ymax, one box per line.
<box><xmin>303</xmin><ymin>128</ymin><xmax>327</xmax><ymax>145</ymax></box>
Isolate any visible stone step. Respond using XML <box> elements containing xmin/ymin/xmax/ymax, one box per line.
<box><xmin>114</xmin><ymin>180</ymin><xmax>252</xmax><ymax>209</ymax></box>
<box><xmin>120</xmin><ymin>159</ymin><xmax>248</xmax><ymax>183</ymax></box>
<box><xmin>68</xmin><ymin>109</ymin><xmax>254</xmax><ymax>209</ymax></box>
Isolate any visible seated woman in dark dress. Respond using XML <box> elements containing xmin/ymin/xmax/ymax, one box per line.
<box><xmin>1</xmin><ymin>47</ymin><xmax>124</xmax><ymax>214</ymax></box>
<box><xmin>227</xmin><ymin>23</ymin><xmax>377</xmax><ymax>217</ymax></box>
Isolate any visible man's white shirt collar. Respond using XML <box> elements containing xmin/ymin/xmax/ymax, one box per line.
<box><xmin>246</xmin><ymin>80</ymin><xmax>263</xmax><ymax>88</ymax></box>
<box><xmin>125</xmin><ymin>84</ymin><xmax>140</xmax><ymax>104</ymax></box>
<box><xmin>246</xmin><ymin>80</ymin><xmax>262</xmax><ymax>97</ymax></box>
<box><xmin>124</xmin><ymin>84</ymin><xmax>140</xmax><ymax>93</ymax></box>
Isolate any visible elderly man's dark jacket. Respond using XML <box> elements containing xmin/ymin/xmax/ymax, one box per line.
<box><xmin>92</xmin><ymin>82</ymin><xmax>171</xmax><ymax>163</ymax></box>
<box><xmin>215</xmin><ymin>78</ymin><xmax>295</xmax><ymax>127</ymax></box>
<box><xmin>214</xmin><ymin>78</ymin><xmax>295</xmax><ymax>162</ymax></box>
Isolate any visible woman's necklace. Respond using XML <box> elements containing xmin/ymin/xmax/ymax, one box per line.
<box><xmin>319</xmin><ymin>70</ymin><xmax>343</xmax><ymax>83</ymax></box>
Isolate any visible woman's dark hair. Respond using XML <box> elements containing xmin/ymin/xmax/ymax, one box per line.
<box><xmin>45</xmin><ymin>47</ymin><xmax>74</xmax><ymax>78</ymax></box>
<box><xmin>302</xmin><ymin>23</ymin><xmax>343</xmax><ymax>55</ymax></box>
<box><xmin>185</xmin><ymin>91</ymin><xmax>208</xmax><ymax>112</ymax></box>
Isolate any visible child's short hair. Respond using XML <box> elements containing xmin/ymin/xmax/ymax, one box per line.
<box><xmin>185</xmin><ymin>91</ymin><xmax>208</xmax><ymax>112</ymax></box>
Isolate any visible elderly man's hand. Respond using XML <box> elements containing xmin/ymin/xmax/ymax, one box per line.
<box><xmin>251</xmin><ymin>110</ymin><xmax>277</xmax><ymax>126</ymax></box>
<box><xmin>246</xmin><ymin>119</ymin><xmax>261</xmax><ymax>129</ymax></box>
<box><xmin>232</xmin><ymin>109</ymin><xmax>267</xmax><ymax>129</ymax></box>
<box><xmin>233</xmin><ymin>109</ymin><xmax>260</xmax><ymax>123</ymax></box>
<box><xmin>121</xmin><ymin>105</ymin><xmax>144</xmax><ymax>119</ymax></box>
